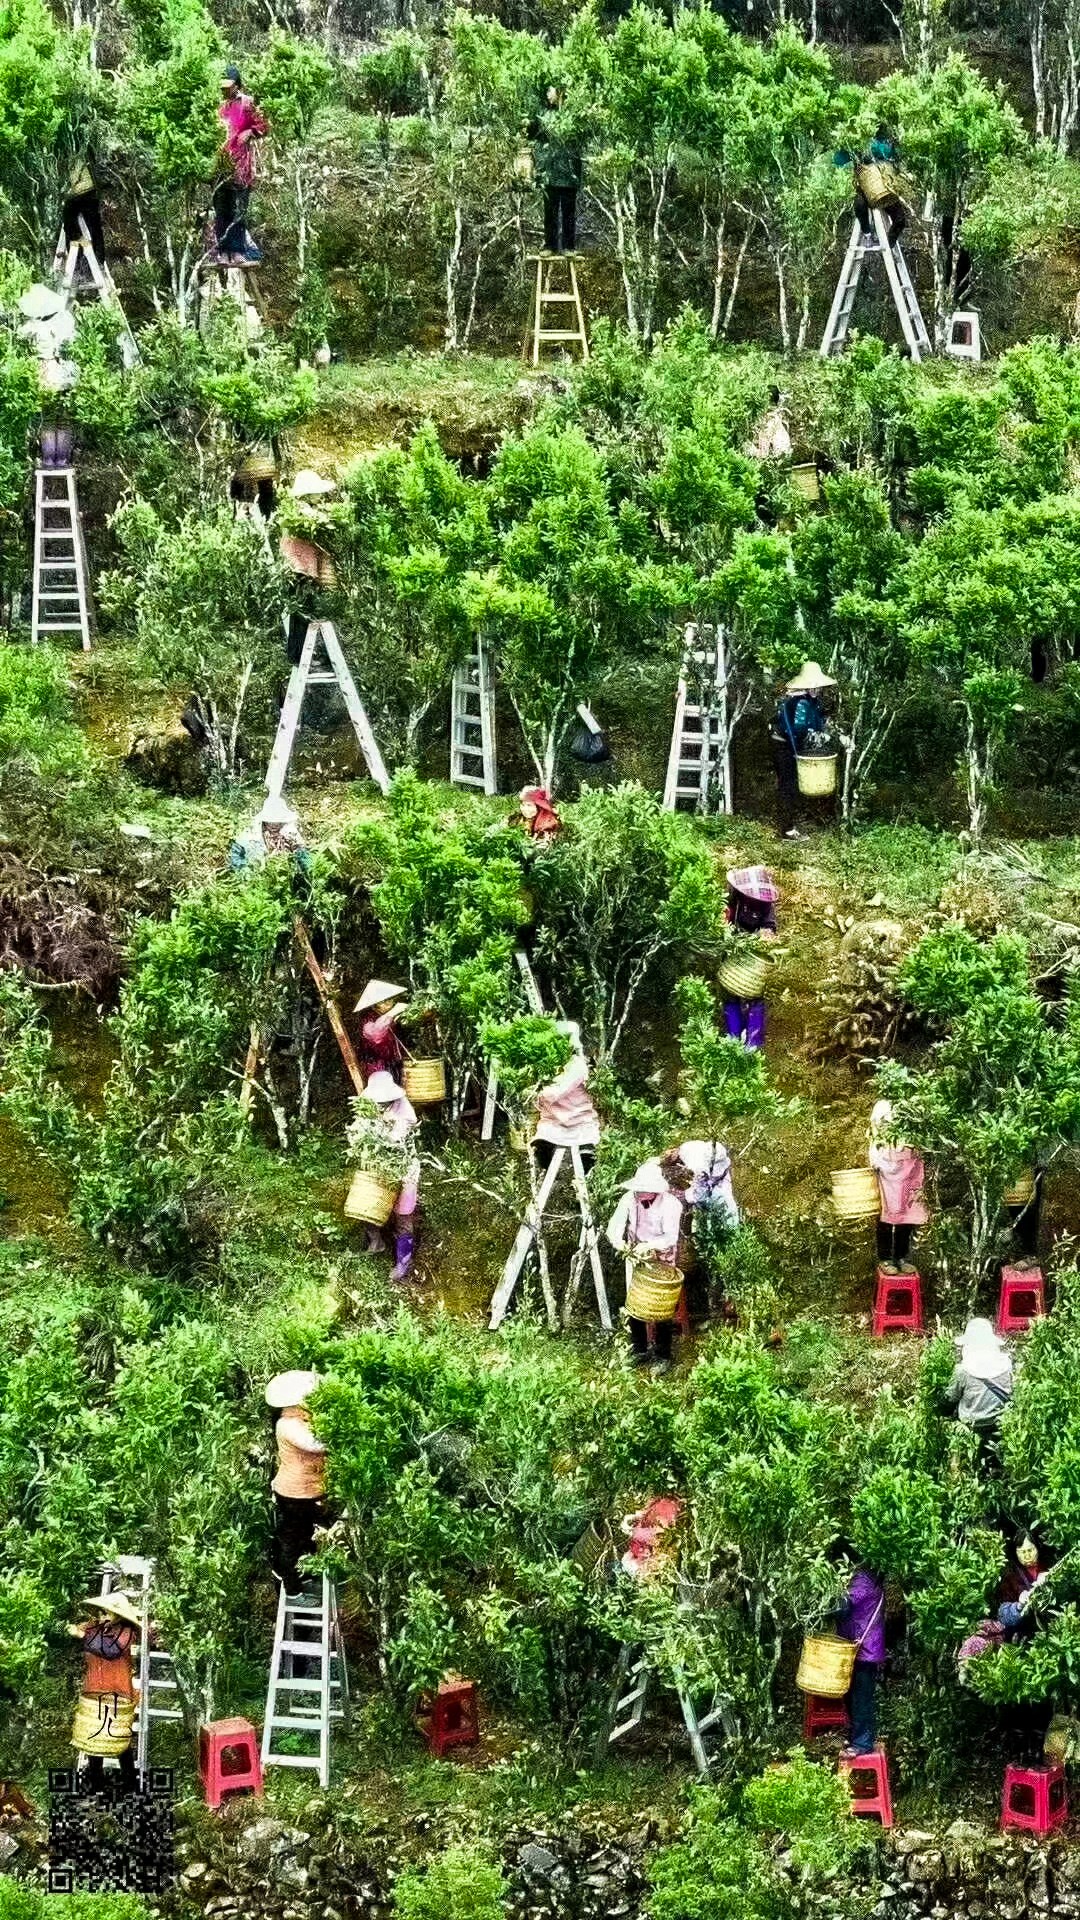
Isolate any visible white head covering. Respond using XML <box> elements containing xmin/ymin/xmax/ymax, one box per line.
<box><xmin>628</xmin><ymin>1158</ymin><xmax>670</xmax><ymax>1195</ymax></box>
<box><xmin>960</xmin><ymin>1318</ymin><xmax>1011</xmax><ymax>1381</ymax></box>
<box><xmin>677</xmin><ymin>1140</ymin><xmax>731</xmax><ymax>1179</ymax></box>
<box><xmin>265</xmin><ymin>1369</ymin><xmax>320</xmax><ymax>1408</ymax></box>
<box><xmin>291</xmin><ymin>469</ymin><xmax>336</xmax><ymax>498</ymax></box>
<box><xmin>365</xmin><ymin>1070</ymin><xmax>404</xmax><ymax>1105</ymax></box>
<box><xmin>555</xmin><ymin>1018</ymin><xmax>582</xmax><ymax>1052</ymax></box>
<box><xmin>355</xmin><ymin>978</ymin><xmax>406</xmax><ymax>1014</ymax></box>
<box><xmin>870</xmin><ymin>1099</ymin><xmax>893</xmax><ymax>1134</ymax></box>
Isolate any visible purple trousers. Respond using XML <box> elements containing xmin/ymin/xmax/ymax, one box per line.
<box><xmin>724</xmin><ymin>998</ymin><xmax>765</xmax><ymax>1050</ymax></box>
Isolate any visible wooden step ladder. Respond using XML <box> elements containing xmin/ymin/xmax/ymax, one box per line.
<box><xmin>54</xmin><ymin>216</ymin><xmax>139</xmax><ymax>369</ymax></box>
<box><xmin>31</xmin><ymin>467</ymin><xmax>92</xmax><ymax>649</ymax></box>
<box><xmin>663</xmin><ymin>623</ymin><xmax>729</xmax><ymax>815</ymax></box>
<box><xmin>820</xmin><ymin>212</ymin><xmax>932</xmax><ymax>362</ymax></box>
<box><xmin>450</xmin><ymin>641</ymin><xmax>498</xmax><ymax>794</ymax></box>
<box><xmin>599</xmin><ymin>1640</ymin><xmax>732</xmax><ymax>1779</ymax></box>
<box><xmin>264</xmin><ymin>618</ymin><xmax>390</xmax><ymax>804</ymax></box>
<box><xmin>488</xmin><ymin>1120</ymin><xmax>611</xmax><ymax>1335</ymax></box>
<box><xmin>99</xmin><ymin>1555</ymin><xmax>183</xmax><ymax>1777</ymax></box>
<box><xmin>261</xmin><ymin>1577</ymin><xmax>348</xmax><ymax>1790</ymax></box>
<box><xmin>524</xmin><ymin>254</ymin><xmax>589</xmax><ymax>365</ymax></box>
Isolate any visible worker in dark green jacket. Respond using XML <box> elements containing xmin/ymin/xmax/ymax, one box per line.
<box><xmin>529</xmin><ymin>86</ymin><xmax>584</xmax><ymax>254</ymax></box>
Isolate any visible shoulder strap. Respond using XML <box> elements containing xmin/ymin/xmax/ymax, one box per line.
<box><xmin>855</xmin><ymin>1594</ymin><xmax>885</xmax><ymax>1650</ymax></box>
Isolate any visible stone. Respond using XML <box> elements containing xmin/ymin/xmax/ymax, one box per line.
<box><xmin>0</xmin><ymin>1833</ymin><xmax>18</xmax><ymax>1865</ymax></box>
<box><xmin>238</xmin><ymin>1819</ymin><xmax>292</xmax><ymax>1862</ymax></box>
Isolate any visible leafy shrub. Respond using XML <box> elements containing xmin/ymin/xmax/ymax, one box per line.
<box><xmin>391</xmin><ymin>1844</ymin><xmax>507</xmax><ymax>1920</ymax></box>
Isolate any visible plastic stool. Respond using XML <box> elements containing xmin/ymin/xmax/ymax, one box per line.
<box><xmin>872</xmin><ymin>1267</ymin><xmax>923</xmax><ymax>1336</ymax></box>
<box><xmin>996</xmin><ymin>1265</ymin><xmax>1046</xmax><ymax>1335</ymax></box>
<box><xmin>1001</xmin><ymin>1762</ymin><xmax>1067</xmax><ymax>1835</ymax></box>
<box><xmin>199</xmin><ymin>1718</ymin><xmax>262</xmax><ymax>1810</ymax></box>
<box><xmin>839</xmin><ymin>1746</ymin><xmax>893</xmax><ymax>1826</ymax></box>
<box><xmin>648</xmin><ymin>1285</ymin><xmax>691</xmax><ymax>1345</ymax></box>
<box><xmin>416</xmin><ymin>1677</ymin><xmax>479</xmax><ymax>1757</ymax></box>
<box><xmin>803</xmin><ymin>1694</ymin><xmax>849</xmax><ymax>1741</ymax></box>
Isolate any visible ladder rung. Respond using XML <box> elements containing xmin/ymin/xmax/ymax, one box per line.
<box><xmin>36</xmin><ymin>622</ymin><xmax>87</xmax><ymax>632</ymax></box>
<box><xmin>451</xmin><ymin>771</ymin><xmax>487</xmax><ymax>788</ymax></box>
<box><xmin>537</xmin><ymin>329</ymin><xmax>587</xmax><ymax>342</ymax></box>
<box><xmin>539</xmin><ymin>292</ymin><xmax>580</xmax><ymax>304</ymax></box>
<box><xmin>261</xmin><ymin>1752</ymin><xmax>323</xmax><ymax>1768</ymax></box>
<box><xmin>267</xmin><ymin>1711</ymin><xmax>325</xmax><ymax>1730</ymax></box>
<box><xmin>281</xmin><ymin>1638</ymin><xmax>330</xmax><ymax>1655</ymax></box>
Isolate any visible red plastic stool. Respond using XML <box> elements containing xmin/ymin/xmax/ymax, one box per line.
<box><xmin>198</xmin><ymin>1718</ymin><xmax>262</xmax><ymax>1810</ymax></box>
<box><xmin>1001</xmin><ymin>1762</ymin><xmax>1067</xmax><ymax>1835</ymax></box>
<box><xmin>996</xmin><ymin>1265</ymin><xmax>1046</xmax><ymax>1335</ymax></box>
<box><xmin>416</xmin><ymin>1677</ymin><xmax>479</xmax><ymax>1757</ymax></box>
<box><xmin>647</xmin><ymin>1285</ymin><xmax>691</xmax><ymax>1345</ymax></box>
<box><xmin>803</xmin><ymin>1694</ymin><xmax>849</xmax><ymax>1741</ymax></box>
<box><xmin>872</xmin><ymin>1268</ymin><xmax>923</xmax><ymax>1336</ymax></box>
<box><xmin>839</xmin><ymin>1747</ymin><xmax>894</xmax><ymax>1827</ymax></box>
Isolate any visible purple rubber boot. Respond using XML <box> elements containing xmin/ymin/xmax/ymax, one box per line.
<box><xmin>723</xmin><ymin>999</ymin><xmax>744</xmax><ymax>1042</ymax></box>
<box><xmin>390</xmin><ymin>1230</ymin><xmax>415</xmax><ymax>1281</ymax></box>
<box><xmin>745</xmin><ymin>999</ymin><xmax>766</xmax><ymax>1050</ymax></box>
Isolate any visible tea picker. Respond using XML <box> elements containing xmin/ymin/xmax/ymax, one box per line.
<box><xmin>68</xmin><ymin>1589</ymin><xmax>143</xmax><ymax>1793</ymax></box>
<box><xmin>770</xmin><ymin>661</ymin><xmax>837</xmax><ymax>839</ymax></box>
<box><xmin>823</xmin><ymin>131</ymin><xmax>930</xmax><ymax>363</ymax></box>
<box><xmin>720</xmin><ymin>865</ymin><xmax>779</xmax><ymax>1052</ymax></box>
<box><xmin>868</xmin><ymin>1098</ymin><xmax>927</xmax><ymax>1270</ymax></box>
<box><xmin>489</xmin><ymin>1021</ymin><xmax>611</xmax><ymax>1334</ymax></box>
<box><xmin>355</xmin><ymin>979</ymin><xmax>407</xmax><ymax>1080</ymax></box>
<box><xmin>607</xmin><ymin>1158</ymin><xmax>689</xmax><ymax>1376</ymax></box>
<box><xmin>267</xmin><ymin>1371</ymin><xmax>328</xmax><ymax>1597</ymax></box>
<box><xmin>214</xmin><ymin>66</ymin><xmax>268</xmax><ymax>266</ymax></box>
<box><xmin>348</xmin><ymin>1070</ymin><xmax>421</xmax><ymax>1281</ymax></box>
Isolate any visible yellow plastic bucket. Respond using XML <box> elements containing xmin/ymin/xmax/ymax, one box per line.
<box><xmin>797</xmin><ymin>755</ymin><xmax>837</xmax><ymax>797</ymax></box>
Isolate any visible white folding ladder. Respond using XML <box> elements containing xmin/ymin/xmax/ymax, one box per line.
<box><xmin>663</xmin><ymin>624</ymin><xmax>728</xmax><ymax>814</ymax></box>
<box><xmin>450</xmin><ymin>641</ymin><xmax>498</xmax><ymax>794</ymax></box>
<box><xmin>481</xmin><ymin>948</ymin><xmax>544</xmax><ymax>1142</ymax></box>
<box><xmin>31</xmin><ymin>467</ymin><xmax>92</xmax><ymax>649</ymax></box>
<box><xmin>600</xmin><ymin>1641</ymin><xmax>731</xmax><ymax>1779</ymax></box>
<box><xmin>524</xmin><ymin>254</ymin><xmax>589</xmax><ymax>364</ymax></box>
<box><xmin>488</xmin><ymin>1139</ymin><xmax>611</xmax><ymax>1334</ymax></box>
<box><xmin>55</xmin><ymin>216</ymin><xmax>139</xmax><ymax>369</ymax></box>
<box><xmin>820</xmin><ymin>211</ymin><xmax>931</xmax><ymax>362</ymax></box>
<box><xmin>264</xmin><ymin>618</ymin><xmax>390</xmax><ymax>803</ymax></box>
<box><xmin>99</xmin><ymin>1555</ymin><xmax>183</xmax><ymax>1777</ymax></box>
<box><xmin>199</xmin><ymin>261</ymin><xmax>262</xmax><ymax>342</ymax></box>
<box><xmin>261</xmin><ymin>1577</ymin><xmax>348</xmax><ymax>1790</ymax></box>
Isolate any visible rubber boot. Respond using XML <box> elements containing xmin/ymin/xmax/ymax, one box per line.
<box><xmin>365</xmin><ymin>1226</ymin><xmax>387</xmax><ymax>1254</ymax></box>
<box><xmin>390</xmin><ymin>1230</ymin><xmax>415</xmax><ymax>1281</ymax></box>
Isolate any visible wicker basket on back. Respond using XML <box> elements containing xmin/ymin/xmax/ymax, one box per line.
<box><xmin>719</xmin><ymin>952</ymin><xmax>769</xmax><ymax>1000</ymax></box>
<box><xmin>344</xmin><ymin>1169</ymin><xmax>397</xmax><ymax>1226</ymax></box>
<box><xmin>831</xmin><ymin>1166</ymin><xmax>881</xmax><ymax>1221</ymax></box>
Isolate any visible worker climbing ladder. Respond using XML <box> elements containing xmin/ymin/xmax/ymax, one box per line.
<box><xmin>523</xmin><ymin>254</ymin><xmax>589</xmax><ymax>365</ymax></box>
<box><xmin>261</xmin><ymin>1576</ymin><xmax>349</xmax><ymax>1790</ymax></box>
<box><xmin>598</xmin><ymin>1640</ymin><xmax>733</xmax><ymax>1780</ymax></box>
<box><xmin>662</xmin><ymin>624</ymin><xmax>730</xmax><ymax>815</ymax></box>
<box><xmin>263</xmin><ymin>619</ymin><xmax>390</xmax><ymax>805</ymax></box>
<box><xmin>98</xmin><ymin>1556</ymin><xmax>183</xmax><ymax>1777</ymax></box>
<box><xmin>54</xmin><ymin>215</ymin><xmax>139</xmax><ymax>369</ymax></box>
<box><xmin>481</xmin><ymin>948</ymin><xmax>544</xmax><ymax>1141</ymax></box>
<box><xmin>31</xmin><ymin>466</ymin><xmax>92</xmax><ymax>649</ymax></box>
<box><xmin>820</xmin><ymin>211</ymin><xmax>932</xmax><ymax>362</ymax></box>
<box><xmin>450</xmin><ymin>640</ymin><xmax>498</xmax><ymax>794</ymax></box>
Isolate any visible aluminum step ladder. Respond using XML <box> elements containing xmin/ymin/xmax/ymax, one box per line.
<box><xmin>263</xmin><ymin>618</ymin><xmax>390</xmax><ymax>804</ymax></box>
<box><xmin>599</xmin><ymin>1641</ymin><xmax>731</xmax><ymax>1779</ymax></box>
<box><xmin>524</xmin><ymin>254</ymin><xmax>589</xmax><ymax>365</ymax></box>
<box><xmin>481</xmin><ymin>948</ymin><xmax>544</xmax><ymax>1141</ymax></box>
<box><xmin>199</xmin><ymin>259</ymin><xmax>262</xmax><ymax>342</ymax></box>
<box><xmin>99</xmin><ymin>1556</ymin><xmax>183</xmax><ymax>1777</ymax></box>
<box><xmin>820</xmin><ymin>211</ymin><xmax>932</xmax><ymax>362</ymax></box>
<box><xmin>261</xmin><ymin>1577</ymin><xmax>348</xmax><ymax>1789</ymax></box>
<box><xmin>450</xmin><ymin>640</ymin><xmax>498</xmax><ymax>794</ymax></box>
<box><xmin>488</xmin><ymin>1133</ymin><xmax>611</xmax><ymax>1335</ymax></box>
<box><xmin>663</xmin><ymin>624</ymin><xmax>728</xmax><ymax>814</ymax></box>
<box><xmin>31</xmin><ymin>467</ymin><xmax>92</xmax><ymax>648</ymax></box>
<box><xmin>55</xmin><ymin>217</ymin><xmax>139</xmax><ymax>369</ymax></box>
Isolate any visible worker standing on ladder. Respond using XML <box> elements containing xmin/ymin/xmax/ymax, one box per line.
<box><xmin>267</xmin><ymin>1371</ymin><xmax>328</xmax><ymax>1598</ymax></box>
<box><xmin>215</xmin><ymin>65</ymin><xmax>268</xmax><ymax>265</ymax></box>
<box><xmin>836</xmin><ymin>127</ymin><xmax>909</xmax><ymax>250</ymax></box>
<box><xmin>529</xmin><ymin>85</ymin><xmax>584</xmax><ymax>255</ymax></box>
<box><xmin>531</xmin><ymin>1021</ymin><xmax>599</xmax><ymax>1174</ymax></box>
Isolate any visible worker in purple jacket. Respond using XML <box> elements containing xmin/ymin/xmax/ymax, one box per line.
<box><xmin>837</xmin><ymin>1565</ymin><xmax>886</xmax><ymax>1754</ymax></box>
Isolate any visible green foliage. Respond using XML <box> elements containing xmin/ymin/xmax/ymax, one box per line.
<box><xmin>480</xmin><ymin>1014</ymin><xmax>572</xmax><ymax>1122</ymax></box>
<box><xmin>676</xmin><ymin>976</ymin><xmax>797</xmax><ymax>1132</ymax></box>
<box><xmin>391</xmin><ymin>1844</ymin><xmax>507</xmax><ymax>1920</ymax></box>
<box><xmin>531</xmin><ymin>784</ymin><xmax>723</xmax><ymax>1061</ymax></box>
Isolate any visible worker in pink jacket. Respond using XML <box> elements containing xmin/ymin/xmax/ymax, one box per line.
<box><xmin>607</xmin><ymin>1160</ymin><xmax>689</xmax><ymax>1375</ymax></box>
<box><xmin>532</xmin><ymin>1021</ymin><xmax>600</xmax><ymax>1174</ymax></box>
<box><xmin>869</xmin><ymin>1098</ymin><xmax>927</xmax><ymax>1269</ymax></box>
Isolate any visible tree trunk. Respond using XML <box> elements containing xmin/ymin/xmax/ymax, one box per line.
<box><xmin>444</xmin><ymin>202</ymin><xmax>463</xmax><ymax>352</ymax></box>
<box><xmin>295</xmin><ymin>160</ymin><xmax>308</xmax><ymax>276</ymax></box>
<box><xmin>773</xmin><ymin>248</ymin><xmax>791</xmax><ymax>352</ymax></box>
<box><xmin>1031</xmin><ymin>0</ymin><xmax>1049</xmax><ymax>140</ymax></box>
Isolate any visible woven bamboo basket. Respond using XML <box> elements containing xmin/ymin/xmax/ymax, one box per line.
<box><xmin>831</xmin><ymin>1166</ymin><xmax>881</xmax><ymax>1221</ymax></box>
<box><xmin>344</xmin><ymin>1168</ymin><xmax>397</xmax><ymax>1226</ymax></box>
<box><xmin>317</xmin><ymin>549</ymin><xmax>338</xmax><ymax>589</ymax></box>
<box><xmin>510</xmin><ymin>1125</ymin><xmax>528</xmax><ymax>1153</ymax></box>
<box><xmin>240</xmin><ymin>448</ymin><xmax>276</xmax><ymax>482</ymax></box>
<box><xmin>796</xmin><ymin>1632</ymin><xmax>857</xmax><ymax>1698</ymax></box>
<box><xmin>1005</xmin><ymin>1170</ymin><xmax>1036</xmax><ymax>1206</ymax></box>
<box><xmin>719</xmin><ymin>953</ymin><xmax>769</xmax><ymax>1000</ymax></box>
<box><xmin>625</xmin><ymin>1265</ymin><xmax>685</xmax><ymax>1322</ymax></box>
<box><xmin>403</xmin><ymin>1057</ymin><xmax>447</xmax><ymax>1106</ymax></box>
<box><xmin>797</xmin><ymin>754</ymin><xmax>837</xmax><ymax>796</ymax></box>
<box><xmin>790</xmin><ymin>461</ymin><xmax>820</xmax><ymax>502</ymax></box>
